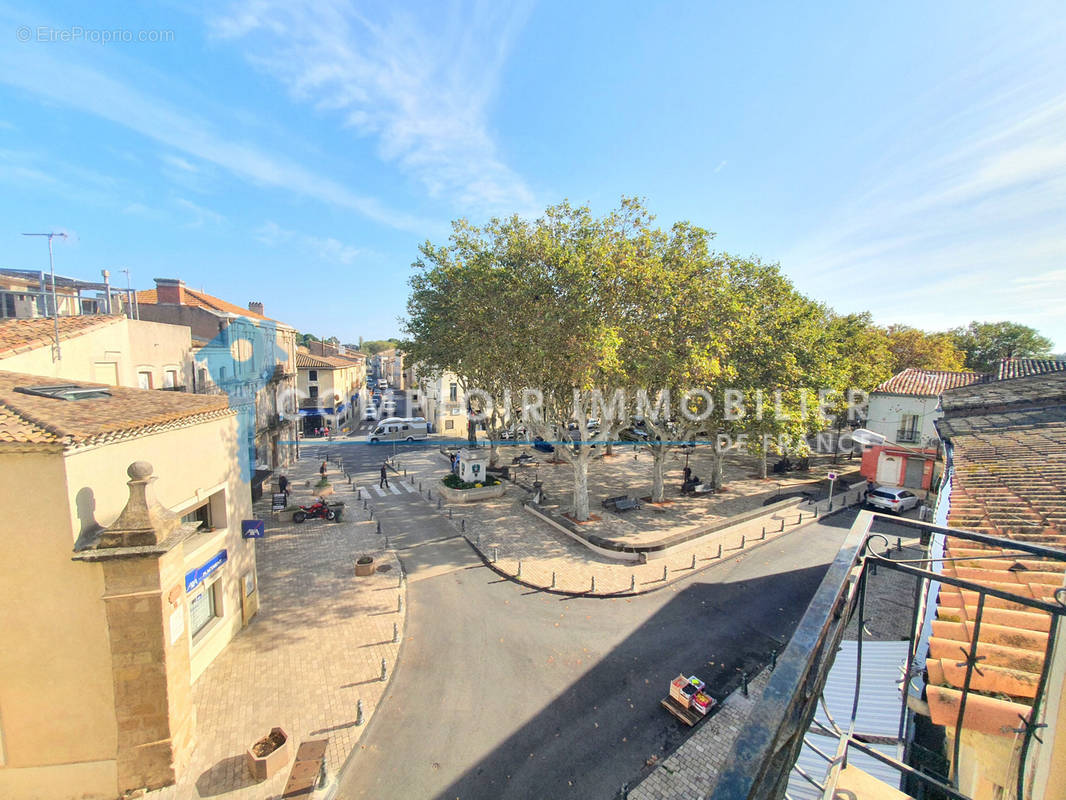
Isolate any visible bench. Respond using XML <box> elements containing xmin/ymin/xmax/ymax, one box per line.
<box><xmin>282</xmin><ymin>739</ymin><xmax>328</xmax><ymax>798</ymax></box>
<box><xmin>603</xmin><ymin>496</ymin><xmax>642</xmax><ymax>512</ymax></box>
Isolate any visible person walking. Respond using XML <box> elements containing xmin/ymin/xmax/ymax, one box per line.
<box><xmin>320</xmin><ymin>460</ymin><xmax>328</xmax><ymax>477</ymax></box>
<box><xmin>379</xmin><ymin>462</ymin><xmax>390</xmax><ymax>489</ymax></box>
<box><xmin>278</xmin><ymin>474</ymin><xmax>289</xmax><ymax>499</ymax></box>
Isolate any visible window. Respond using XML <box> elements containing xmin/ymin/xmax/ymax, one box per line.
<box><xmin>189</xmin><ymin>579</ymin><xmax>222</xmax><ymax>640</ymax></box>
<box><xmin>182</xmin><ymin>502</ymin><xmax>212</xmax><ymax>531</ymax></box>
<box><xmin>163</xmin><ymin>369</ymin><xmax>178</xmax><ymax>388</ymax></box>
<box><xmin>197</xmin><ymin>367</ymin><xmax>207</xmax><ymax>392</ymax></box>
<box><xmin>897</xmin><ymin>414</ymin><xmax>920</xmax><ymax>443</ymax></box>
<box><xmin>449</xmin><ymin>383</ymin><xmax>458</xmax><ymax>402</ymax></box>
<box><xmin>138</xmin><ymin>371</ymin><xmax>153</xmax><ymax>390</ymax></box>
<box><xmin>445</xmin><ymin>419</ymin><xmax>454</xmax><ymax>430</ymax></box>
<box><xmin>309</xmin><ymin>370</ymin><xmax>318</xmax><ymax>381</ymax></box>
<box><xmin>309</xmin><ymin>386</ymin><xmax>319</xmax><ymax>400</ymax></box>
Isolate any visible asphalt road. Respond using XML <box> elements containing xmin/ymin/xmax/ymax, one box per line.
<box><xmin>331</xmin><ymin>474</ymin><xmax>863</xmax><ymax>800</ymax></box>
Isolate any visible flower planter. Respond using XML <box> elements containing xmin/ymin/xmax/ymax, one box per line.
<box><xmin>355</xmin><ymin>555</ymin><xmax>375</xmax><ymax>577</ymax></box>
<box><xmin>438</xmin><ymin>482</ymin><xmax>506</xmax><ymax>503</ymax></box>
<box><xmin>246</xmin><ymin>727</ymin><xmax>291</xmax><ymax>782</ymax></box>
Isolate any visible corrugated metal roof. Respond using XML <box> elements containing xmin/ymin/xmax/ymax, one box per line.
<box><xmin>787</xmin><ymin>640</ymin><xmax>909</xmax><ymax>798</ymax></box>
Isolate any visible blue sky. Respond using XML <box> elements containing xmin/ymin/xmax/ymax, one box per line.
<box><xmin>1</xmin><ymin>1</ymin><xmax>1064</xmax><ymax>348</ymax></box>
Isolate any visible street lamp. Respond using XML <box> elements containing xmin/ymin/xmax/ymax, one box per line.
<box><xmin>21</xmin><ymin>231</ymin><xmax>68</xmax><ymax>360</ymax></box>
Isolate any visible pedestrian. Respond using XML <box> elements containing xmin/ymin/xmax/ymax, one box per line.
<box><xmin>314</xmin><ymin>427</ymin><xmax>320</xmax><ymax>437</ymax></box>
<box><xmin>379</xmin><ymin>462</ymin><xmax>390</xmax><ymax>489</ymax></box>
<box><xmin>864</xmin><ymin>478</ymin><xmax>874</xmax><ymax>500</ymax></box>
<box><xmin>320</xmin><ymin>460</ymin><xmax>328</xmax><ymax>477</ymax></box>
<box><xmin>278</xmin><ymin>474</ymin><xmax>289</xmax><ymax>498</ymax></box>
<box><xmin>449</xmin><ymin>452</ymin><xmax>456</xmax><ymax>472</ymax></box>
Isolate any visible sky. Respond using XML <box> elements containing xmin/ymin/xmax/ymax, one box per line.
<box><xmin>1</xmin><ymin>1</ymin><xmax>1064</xmax><ymax>349</ymax></box>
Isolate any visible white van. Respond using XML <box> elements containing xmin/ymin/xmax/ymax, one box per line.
<box><xmin>367</xmin><ymin>417</ymin><xmax>428</xmax><ymax>443</ymax></box>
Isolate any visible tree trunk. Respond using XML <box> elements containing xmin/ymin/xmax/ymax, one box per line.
<box><xmin>760</xmin><ymin>447</ymin><xmax>768</xmax><ymax>480</ymax></box>
<box><xmin>572</xmin><ymin>454</ymin><xmax>590</xmax><ymax>521</ymax></box>
<box><xmin>651</xmin><ymin>446</ymin><xmax>666</xmax><ymax>502</ymax></box>
<box><xmin>711</xmin><ymin>451</ymin><xmax>724</xmax><ymax>489</ymax></box>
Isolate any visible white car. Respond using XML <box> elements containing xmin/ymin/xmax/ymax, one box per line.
<box><xmin>866</xmin><ymin>486</ymin><xmax>920</xmax><ymax>514</ymax></box>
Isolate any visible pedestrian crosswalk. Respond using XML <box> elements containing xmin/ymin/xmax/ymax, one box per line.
<box><xmin>359</xmin><ymin>481</ymin><xmax>417</xmax><ymax>498</ymax></box>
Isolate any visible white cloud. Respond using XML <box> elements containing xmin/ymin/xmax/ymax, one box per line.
<box><xmin>255</xmin><ymin>221</ymin><xmax>361</xmax><ymax>264</ymax></box>
<box><xmin>175</xmin><ymin>197</ymin><xmax>226</xmax><ymax>227</ymax></box>
<box><xmin>0</xmin><ymin>45</ymin><xmax>430</xmax><ymax>233</ymax></box>
<box><xmin>161</xmin><ymin>154</ymin><xmax>200</xmax><ymax>173</ymax></box>
<box><xmin>211</xmin><ymin>0</ymin><xmax>538</xmax><ymax>215</ymax></box>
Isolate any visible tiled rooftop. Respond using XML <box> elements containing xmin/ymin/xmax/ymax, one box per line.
<box><xmin>0</xmin><ymin>369</ymin><xmax>232</xmax><ymax>449</ymax></box>
<box><xmin>930</xmin><ymin>370</ymin><xmax>1066</xmax><ymax>737</ymax></box>
<box><xmin>137</xmin><ymin>287</ymin><xmax>275</xmax><ymax>322</ymax></box>
<box><xmin>0</xmin><ymin>315</ymin><xmax>124</xmax><ymax>358</ymax></box>
<box><xmin>296</xmin><ymin>351</ymin><xmax>362</xmax><ymax>369</ymax></box>
<box><xmin>872</xmin><ymin>367</ymin><xmax>986</xmax><ymax>397</ymax></box>
<box><xmin>995</xmin><ymin>357</ymin><xmax>1066</xmax><ymax>381</ymax></box>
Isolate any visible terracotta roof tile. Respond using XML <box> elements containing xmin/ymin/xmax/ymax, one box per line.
<box><xmin>0</xmin><ymin>369</ymin><xmax>232</xmax><ymax>449</ymax></box>
<box><xmin>137</xmin><ymin>287</ymin><xmax>283</xmax><ymax>324</ymax></box>
<box><xmin>930</xmin><ymin>370</ymin><xmax>1066</xmax><ymax>730</ymax></box>
<box><xmin>995</xmin><ymin>358</ymin><xmax>1066</xmax><ymax>381</ymax></box>
<box><xmin>872</xmin><ymin>367</ymin><xmax>986</xmax><ymax>397</ymax></box>
<box><xmin>0</xmin><ymin>315</ymin><xmax>124</xmax><ymax>358</ymax></box>
<box><xmin>296</xmin><ymin>352</ymin><xmax>360</xmax><ymax>369</ymax></box>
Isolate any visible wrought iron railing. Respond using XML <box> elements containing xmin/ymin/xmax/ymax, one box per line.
<box><xmin>711</xmin><ymin>512</ymin><xmax>1066</xmax><ymax>800</ymax></box>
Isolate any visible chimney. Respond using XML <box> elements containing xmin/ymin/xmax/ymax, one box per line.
<box><xmin>248</xmin><ymin>301</ymin><xmax>264</xmax><ymax>316</ymax></box>
<box><xmin>155</xmin><ymin>278</ymin><xmax>186</xmax><ymax>305</ymax></box>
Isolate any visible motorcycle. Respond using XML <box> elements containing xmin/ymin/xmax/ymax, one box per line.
<box><xmin>292</xmin><ymin>499</ymin><xmax>340</xmax><ymax>523</ymax></box>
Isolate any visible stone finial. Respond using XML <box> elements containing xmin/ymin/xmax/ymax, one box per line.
<box><xmin>97</xmin><ymin>461</ymin><xmax>181</xmax><ymax>549</ymax></box>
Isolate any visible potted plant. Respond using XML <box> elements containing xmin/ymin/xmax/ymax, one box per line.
<box><xmin>355</xmin><ymin>555</ymin><xmax>375</xmax><ymax>576</ymax></box>
<box><xmin>246</xmin><ymin>726</ymin><xmax>291</xmax><ymax>781</ymax></box>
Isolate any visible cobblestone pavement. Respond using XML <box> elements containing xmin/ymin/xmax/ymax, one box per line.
<box><xmin>387</xmin><ymin>445</ymin><xmax>864</xmax><ymax>597</ymax></box>
<box><xmin>149</xmin><ymin>456</ymin><xmax>405</xmax><ymax>800</ymax></box>
<box><xmin>628</xmin><ymin>667</ymin><xmax>773</xmax><ymax>800</ymax></box>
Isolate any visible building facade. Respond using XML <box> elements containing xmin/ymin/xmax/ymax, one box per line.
<box><xmin>296</xmin><ymin>349</ymin><xmax>366</xmax><ymax>434</ymax></box>
<box><xmin>410</xmin><ymin>364</ymin><xmax>467</xmax><ymax>435</ymax></box>
<box><xmin>136</xmin><ymin>279</ymin><xmax>299</xmax><ymax>475</ymax></box>
<box><xmin>0</xmin><ymin>370</ymin><xmax>258</xmax><ymax>800</ymax></box>
<box><xmin>866</xmin><ymin>368</ymin><xmax>986</xmax><ymax>447</ymax></box>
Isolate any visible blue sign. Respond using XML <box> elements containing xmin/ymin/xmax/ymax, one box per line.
<box><xmin>241</xmin><ymin>520</ymin><xmax>265</xmax><ymax>539</ymax></box>
<box><xmin>185</xmin><ymin>549</ymin><xmax>228</xmax><ymax>592</ymax></box>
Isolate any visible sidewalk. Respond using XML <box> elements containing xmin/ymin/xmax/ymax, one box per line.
<box><xmin>149</xmin><ymin>456</ymin><xmax>405</xmax><ymax>799</ymax></box>
<box><xmin>389</xmin><ymin>447</ymin><xmax>863</xmax><ymax>597</ymax></box>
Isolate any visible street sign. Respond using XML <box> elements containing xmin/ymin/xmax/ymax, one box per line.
<box><xmin>827</xmin><ymin>472</ymin><xmax>837</xmax><ymax>481</ymax></box>
<box><xmin>242</xmin><ymin>520</ymin><xmax>265</xmax><ymax>539</ymax></box>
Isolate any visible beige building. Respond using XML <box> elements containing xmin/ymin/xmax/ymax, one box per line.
<box><xmin>0</xmin><ymin>268</ymin><xmax>134</xmax><ymax>320</ymax></box>
<box><xmin>0</xmin><ymin>315</ymin><xmax>193</xmax><ymax>390</ymax></box>
<box><xmin>296</xmin><ymin>349</ymin><xmax>367</xmax><ymax>434</ymax></box>
<box><xmin>0</xmin><ymin>370</ymin><xmax>258</xmax><ymax>800</ymax></box>
<box><xmin>410</xmin><ymin>364</ymin><xmax>467</xmax><ymax>436</ymax></box>
<box><xmin>137</xmin><ymin>279</ymin><xmax>299</xmax><ymax>474</ymax></box>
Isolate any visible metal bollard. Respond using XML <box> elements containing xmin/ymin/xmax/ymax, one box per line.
<box><xmin>741</xmin><ymin>672</ymin><xmax>749</xmax><ymax>696</ymax></box>
<box><xmin>493</xmin><ymin>546</ymin><xmax>498</xmax><ymax>563</ymax></box>
<box><xmin>630</xmin><ymin>574</ymin><xmax>636</xmax><ymax>592</ymax></box>
<box><xmin>780</xmin><ymin>519</ymin><xmax>785</xmax><ymax>532</ymax></box>
<box><xmin>662</xmin><ymin>564</ymin><xmax>668</xmax><ymax>581</ymax></box>
<box><xmin>770</xmin><ymin>649</ymin><xmax>778</xmax><ymax>671</ymax></box>
<box><xmin>896</xmin><ymin>537</ymin><xmax>902</xmax><ymax>552</ymax></box>
<box><xmin>381</xmin><ymin>658</ymin><xmax>388</xmax><ymax>681</ymax></box>
<box><xmin>691</xmin><ymin>553</ymin><xmax>696</xmax><ymax>569</ymax></box>
<box><xmin>377</xmin><ymin>520</ymin><xmax>381</xmax><ymax>534</ymax></box>
<box><xmin>397</xmin><ymin>595</ymin><xmax>402</xmax><ymax>613</ymax></box>
<box><xmin>461</xmin><ymin>519</ymin><xmax>466</xmax><ymax>532</ymax></box>
<box><xmin>476</xmin><ymin>531</ymin><xmax>480</xmax><ymax>547</ymax></box>
<box><xmin>448</xmin><ymin>508</ymin><xmax>453</xmax><ymax>519</ymax></box>
<box><xmin>551</xmin><ymin>571</ymin><xmax>556</xmax><ymax>589</ymax></box>
<box><xmin>740</xmin><ymin>534</ymin><xmax>745</xmax><ymax>548</ymax></box>
<box><xmin>590</xmin><ymin>576</ymin><xmax>596</xmax><ymax>592</ymax></box>
<box><xmin>404</xmin><ymin>468</ymin><xmax>407</xmax><ymax>477</ymax></box>
<box><xmin>761</xmin><ymin>525</ymin><xmax>766</xmax><ymax>539</ymax></box>
<box><xmin>796</xmin><ymin>513</ymin><xmax>802</xmax><ymax>525</ymax></box>
<box><xmin>419</xmin><ymin>482</ymin><xmax>423</xmax><ymax>493</ymax></box>
<box><xmin>427</xmin><ymin>489</ymin><xmax>432</xmax><ymax>501</ymax></box>
<box><xmin>437</xmin><ymin>498</ymin><xmax>442</xmax><ymax>510</ymax></box>
<box><xmin>517</xmin><ymin>561</ymin><xmax>522</xmax><ymax>578</ymax></box>
<box><xmin>369</xmin><ymin>509</ymin><xmax>374</xmax><ymax>519</ymax></box>
<box><xmin>392</xmin><ymin>622</ymin><xmax>399</xmax><ymax>643</ymax></box>
<box><xmin>717</xmin><ymin>543</ymin><xmax>722</xmax><ymax>559</ymax></box>
<box><xmin>356</xmin><ymin>699</ymin><xmax>365</xmax><ymax>726</ymax></box>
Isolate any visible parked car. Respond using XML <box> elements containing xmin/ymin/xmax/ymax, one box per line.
<box><xmin>619</xmin><ymin>425</ymin><xmax>649</xmax><ymax>442</ymax></box>
<box><xmin>532</xmin><ymin>437</ymin><xmax>555</xmax><ymax>453</ymax></box>
<box><xmin>866</xmin><ymin>487</ymin><xmax>920</xmax><ymax>514</ymax></box>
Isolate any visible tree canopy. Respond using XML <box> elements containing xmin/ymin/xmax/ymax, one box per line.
<box><xmin>950</xmin><ymin>321</ymin><xmax>1054</xmax><ymax>373</ymax></box>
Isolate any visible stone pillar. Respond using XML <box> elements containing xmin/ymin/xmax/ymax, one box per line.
<box><xmin>82</xmin><ymin>462</ymin><xmax>195</xmax><ymax>793</ymax></box>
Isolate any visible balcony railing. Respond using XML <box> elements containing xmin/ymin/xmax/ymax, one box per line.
<box><xmin>896</xmin><ymin>429</ymin><xmax>920</xmax><ymax>443</ymax></box>
<box><xmin>710</xmin><ymin>512</ymin><xmax>1066</xmax><ymax>800</ymax></box>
